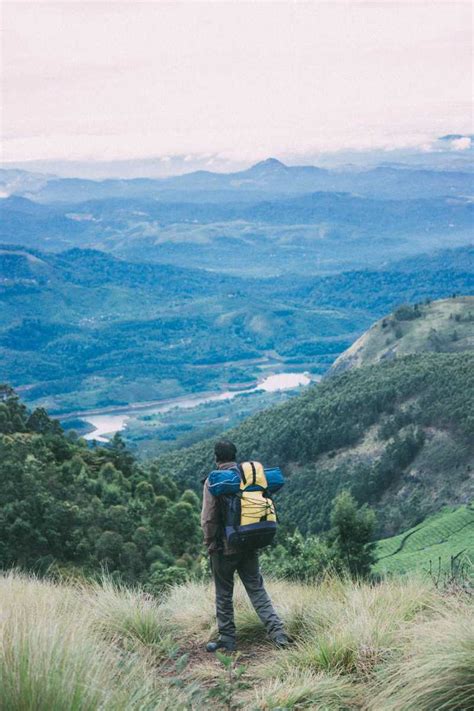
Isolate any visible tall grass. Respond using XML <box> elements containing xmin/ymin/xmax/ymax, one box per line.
<box><xmin>368</xmin><ymin>600</ymin><xmax>474</xmax><ymax>710</ymax></box>
<box><xmin>83</xmin><ymin>577</ymin><xmax>177</xmax><ymax>660</ymax></box>
<box><xmin>0</xmin><ymin>570</ymin><xmax>472</xmax><ymax>710</ymax></box>
<box><xmin>0</xmin><ymin>572</ymin><xmax>181</xmax><ymax>710</ymax></box>
<box><xmin>253</xmin><ymin>670</ymin><xmax>362</xmax><ymax>710</ymax></box>
<box><xmin>270</xmin><ymin>575</ymin><xmax>438</xmax><ymax>676</ymax></box>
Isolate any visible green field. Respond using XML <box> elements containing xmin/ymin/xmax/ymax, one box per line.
<box><xmin>375</xmin><ymin>504</ymin><xmax>474</xmax><ymax>576</ymax></box>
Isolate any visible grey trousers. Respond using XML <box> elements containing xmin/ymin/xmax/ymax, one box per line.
<box><xmin>210</xmin><ymin>550</ymin><xmax>285</xmax><ymax>644</ymax></box>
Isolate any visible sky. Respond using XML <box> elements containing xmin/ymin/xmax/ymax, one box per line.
<box><xmin>1</xmin><ymin>0</ymin><xmax>472</xmax><ymax>169</ymax></box>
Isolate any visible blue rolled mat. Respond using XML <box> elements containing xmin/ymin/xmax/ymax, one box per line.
<box><xmin>208</xmin><ymin>466</ymin><xmax>284</xmax><ymax>496</ymax></box>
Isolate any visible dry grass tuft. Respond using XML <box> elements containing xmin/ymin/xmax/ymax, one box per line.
<box><xmin>253</xmin><ymin>669</ymin><xmax>362</xmax><ymax>710</ymax></box>
<box><xmin>367</xmin><ymin>599</ymin><xmax>474</xmax><ymax>710</ymax></box>
<box><xmin>0</xmin><ymin>572</ymin><xmax>182</xmax><ymax>710</ymax></box>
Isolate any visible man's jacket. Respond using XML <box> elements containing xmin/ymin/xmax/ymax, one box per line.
<box><xmin>201</xmin><ymin>460</ymin><xmax>238</xmax><ymax>555</ymax></box>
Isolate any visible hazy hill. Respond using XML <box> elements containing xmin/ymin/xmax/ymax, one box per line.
<box><xmin>330</xmin><ymin>296</ymin><xmax>474</xmax><ymax>375</ymax></box>
<box><xmin>1</xmin><ymin>190</ymin><xmax>473</xmax><ymax>277</ymax></box>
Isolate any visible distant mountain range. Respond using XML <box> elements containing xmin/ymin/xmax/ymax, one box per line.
<box><xmin>2</xmin><ymin>133</ymin><xmax>473</xmax><ymax>179</ymax></box>
<box><xmin>1</xmin><ymin>158</ymin><xmax>473</xmax><ymax>203</ymax></box>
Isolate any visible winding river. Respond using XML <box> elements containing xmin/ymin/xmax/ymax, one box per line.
<box><xmin>83</xmin><ymin>372</ymin><xmax>312</xmax><ymax>442</ymax></box>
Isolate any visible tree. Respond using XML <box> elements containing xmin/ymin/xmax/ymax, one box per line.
<box><xmin>328</xmin><ymin>490</ymin><xmax>376</xmax><ymax>578</ymax></box>
<box><xmin>181</xmin><ymin>489</ymin><xmax>200</xmax><ymax>507</ymax></box>
<box><xmin>109</xmin><ymin>433</ymin><xmax>134</xmax><ymax>476</ymax></box>
<box><xmin>163</xmin><ymin>502</ymin><xmax>200</xmax><ymax>556</ymax></box>
<box><xmin>27</xmin><ymin>407</ymin><xmax>62</xmax><ymax>435</ymax></box>
<box><xmin>0</xmin><ymin>386</ymin><xmax>205</xmax><ymax>585</ymax></box>
<box><xmin>261</xmin><ymin>530</ymin><xmax>331</xmax><ymax>581</ymax></box>
<box><xmin>95</xmin><ymin>531</ymin><xmax>124</xmax><ymax>568</ymax></box>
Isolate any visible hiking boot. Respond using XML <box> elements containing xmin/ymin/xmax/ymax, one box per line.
<box><xmin>206</xmin><ymin>639</ymin><xmax>236</xmax><ymax>653</ymax></box>
<box><xmin>272</xmin><ymin>633</ymin><xmax>290</xmax><ymax>648</ymax></box>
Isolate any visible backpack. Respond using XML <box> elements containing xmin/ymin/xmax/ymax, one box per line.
<box><xmin>208</xmin><ymin>461</ymin><xmax>284</xmax><ymax>550</ymax></box>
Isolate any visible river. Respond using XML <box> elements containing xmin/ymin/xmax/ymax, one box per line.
<box><xmin>83</xmin><ymin>372</ymin><xmax>312</xmax><ymax>442</ymax></box>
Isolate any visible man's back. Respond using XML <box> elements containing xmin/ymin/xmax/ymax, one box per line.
<box><xmin>201</xmin><ymin>458</ymin><xmax>238</xmax><ymax>555</ymax></box>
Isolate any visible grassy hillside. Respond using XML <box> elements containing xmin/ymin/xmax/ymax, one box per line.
<box><xmin>1</xmin><ymin>572</ymin><xmax>472</xmax><ymax>710</ymax></box>
<box><xmin>375</xmin><ymin>504</ymin><xmax>474</xmax><ymax>577</ymax></box>
<box><xmin>331</xmin><ymin>296</ymin><xmax>474</xmax><ymax>374</ymax></box>
<box><xmin>159</xmin><ymin>351</ymin><xmax>474</xmax><ymax>537</ymax></box>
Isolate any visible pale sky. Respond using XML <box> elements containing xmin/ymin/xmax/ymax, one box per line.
<box><xmin>1</xmin><ymin>0</ymin><xmax>472</xmax><ymax>165</ymax></box>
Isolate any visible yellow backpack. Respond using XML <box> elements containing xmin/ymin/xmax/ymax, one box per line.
<box><xmin>222</xmin><ymin>461</ymin><xmax>277</xmax><ymax>550</ymax></box>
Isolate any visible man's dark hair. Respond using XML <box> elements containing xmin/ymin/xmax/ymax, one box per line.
<box><xmin>214</xmin><ymin>439</ymin><xmax>237</xmax><ymax>463</ymax></box>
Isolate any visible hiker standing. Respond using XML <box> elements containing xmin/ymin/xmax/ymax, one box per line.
<box><xmin>201</xmin><ymin>439</ymin><xmax>289</xmax><ymax>652</ymax></box>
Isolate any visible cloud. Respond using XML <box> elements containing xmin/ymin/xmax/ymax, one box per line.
<box><xmin>450</xmin><ymin>137</ymin><xmax>472</xmax><ymax>151</ymax></box>
<box><xmin>2</xmin><ymin>1</ymin><xmax>471</xmax><ymax>163</ymax></box>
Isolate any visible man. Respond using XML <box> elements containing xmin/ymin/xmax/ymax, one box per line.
<box><xmin>201</xmin><ymin>438</ymin><xmax>289</xmax><ymax>652</ymax></box>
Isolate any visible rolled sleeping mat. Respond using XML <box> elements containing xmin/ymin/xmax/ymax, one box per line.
<box><xmin>208</xmin><ymin>466</ymin><xmax>285</xmax><ymax>496</ymax></box>
<box><xmin>207</xmin><ymin>469</ymin><xmax>241</xmax><ymax>496</ymax></box>
<box><xmin>263</xmin><ymin>467</ymin><xmax>285</xmax><ymax>493</ymax></box>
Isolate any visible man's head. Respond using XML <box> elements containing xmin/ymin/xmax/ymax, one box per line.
<box><xmin>214</xmin><ymin>439</ymin><xmax>237</xmax><ymax>464</ymax></box>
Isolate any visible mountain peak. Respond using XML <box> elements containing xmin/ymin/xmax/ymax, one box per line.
<box><xmin>249</xmin><ymin>157</ymin><xmax>288</xmax><ymax>172</ymax></box>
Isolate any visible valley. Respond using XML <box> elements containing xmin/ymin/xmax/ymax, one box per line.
<box><xmin>0</xmin><ymin>161</ymin><xmax>473</xmax><ymax>535</ymax></box>
<box><xmin>0</xmin><ymin>161</ymin><xmax>473</xmax><ymax>459</ymax></box>
<box><xmin>1</xmin><ymin>243</ymin><xmax>472</xmax><ymax>441</ymax></box>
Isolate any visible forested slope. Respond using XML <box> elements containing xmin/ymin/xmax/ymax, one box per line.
<box><xmin>0</xmin><ymin>385</ymin><xmax>201</xmax><ymax>586</ymax></box>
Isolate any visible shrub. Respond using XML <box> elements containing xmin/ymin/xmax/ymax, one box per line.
<box><xmin>394</xmin><ymin>304</ymin><xmax>422</xmax><ymax>321</ymax></box>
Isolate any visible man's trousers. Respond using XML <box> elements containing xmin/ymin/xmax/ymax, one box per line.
<box><xmin>210</xmin><ymin>549</ymin><xmax>285</xmax><ymax>644</ymax></box>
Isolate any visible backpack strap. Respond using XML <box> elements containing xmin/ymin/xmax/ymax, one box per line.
<box><xmin>239</xmin><ymin>461</ymin><xmax>265</xmax><ymax>489</ymax></box>
<box><xmin>249</xmin><ymin>461</ymin><xmax>257</xmax><ymax>487</ymax></box>
<box><xmin>237</xmin><ymin>463</ymin><xmax>247</xmax><ymax>486</ymax></box>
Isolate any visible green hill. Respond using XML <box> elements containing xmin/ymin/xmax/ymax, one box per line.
<box><xmin>375</xmin><ymin>504</ymin><xmax>474</xmax><ymax>577</ymax></box>
<box><xmin>330</xmin><ymin>296</ymin><xmax>474</xmax><ymax>375</ymax></box>
<box><xmin>160</xmin><ymin>350</ymin><xmax>474</xmax><ymax>538</ymax></box>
